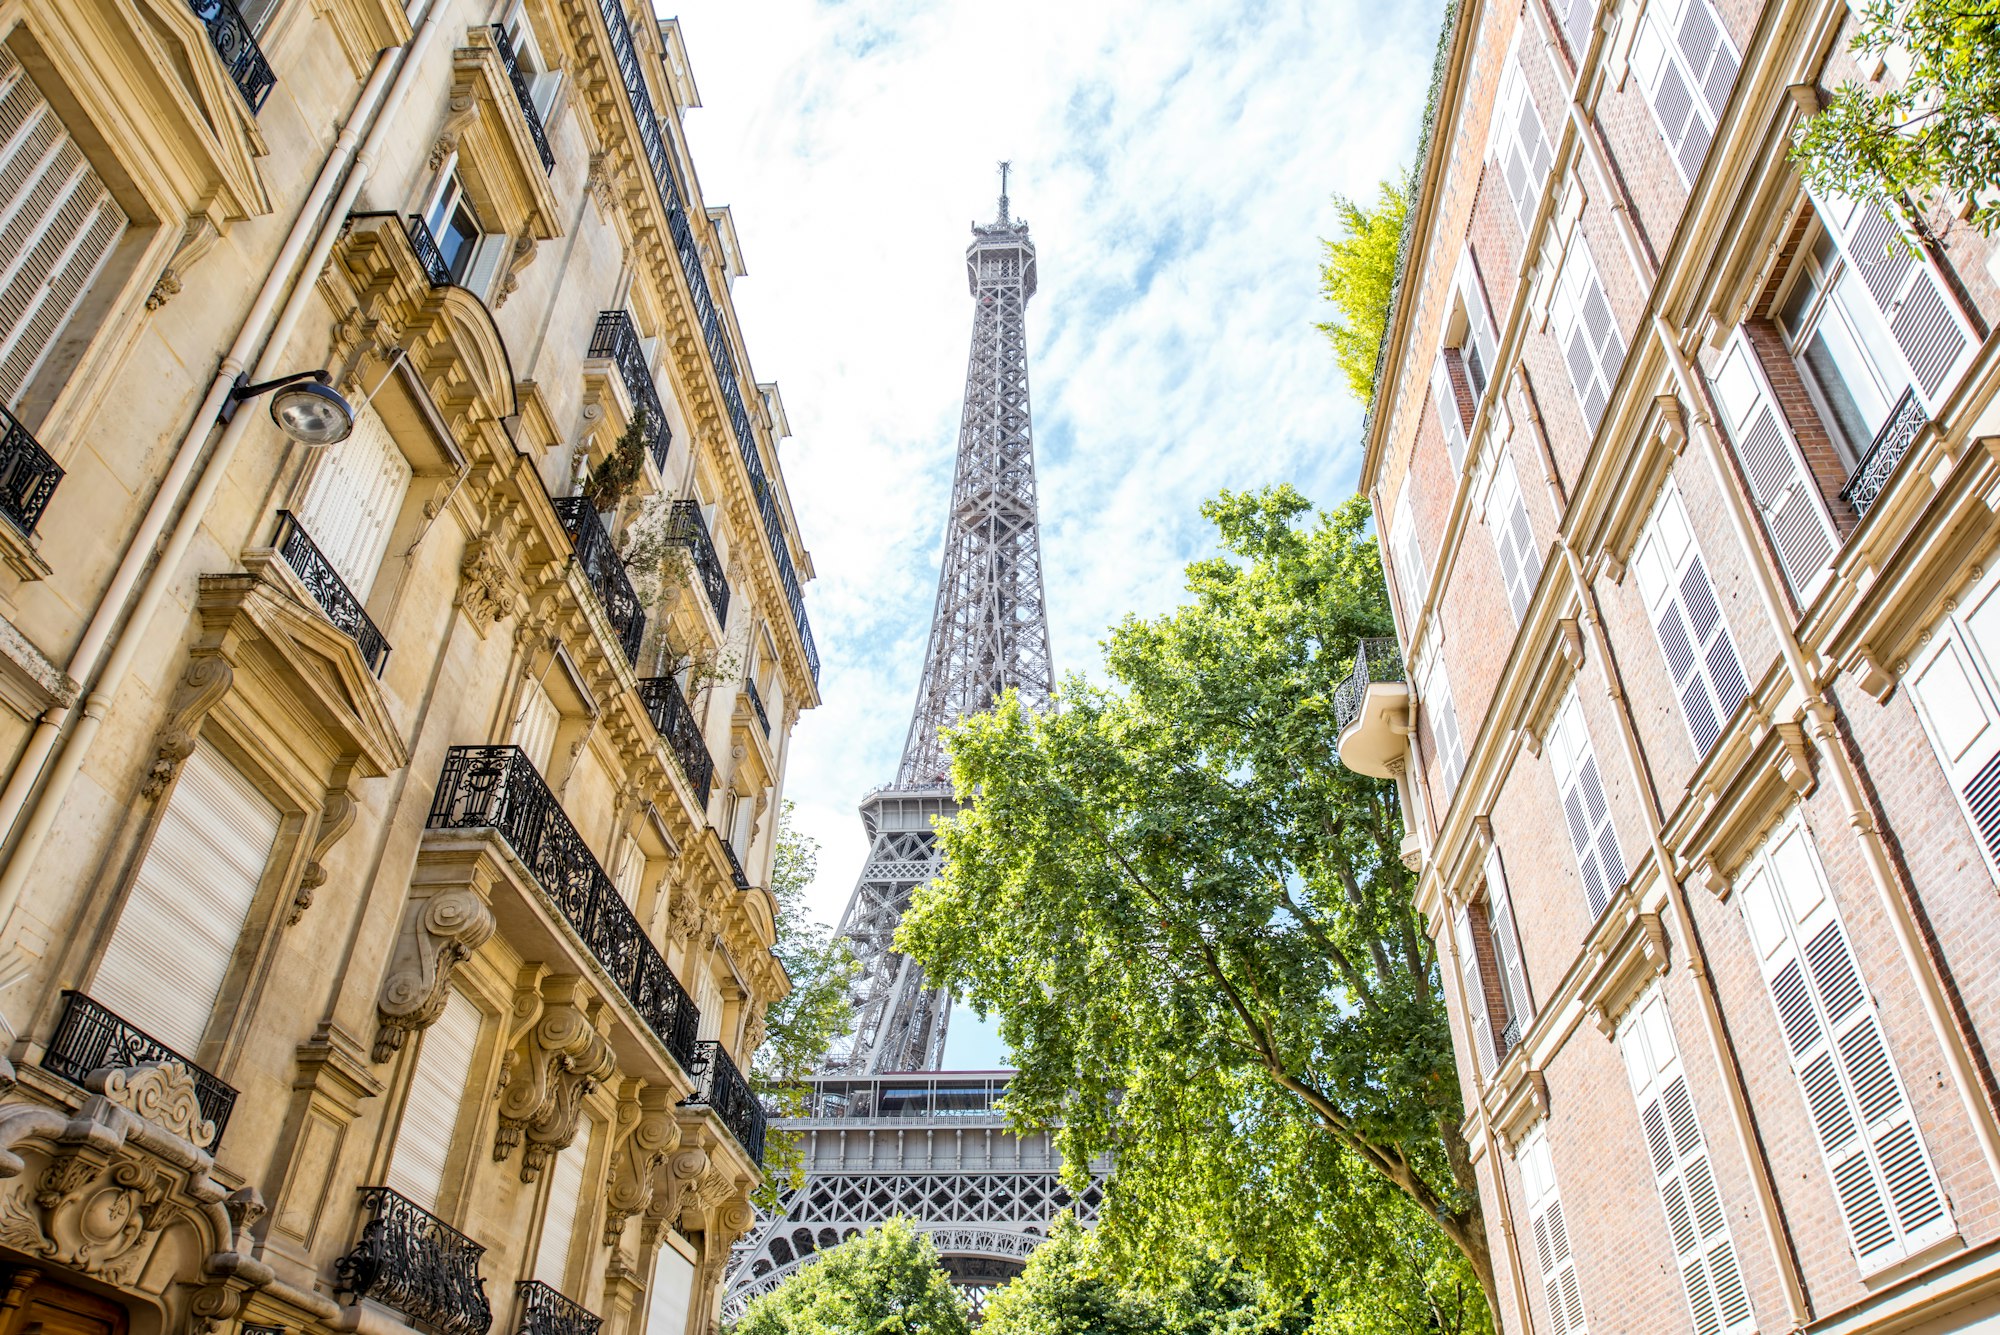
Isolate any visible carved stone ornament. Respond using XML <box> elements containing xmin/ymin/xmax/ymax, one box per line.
<box><xmin>147</xmin><ymin>216</ymin><xmax>222</xmax><ymax>312</ymax></box>
<box><xmin>664</xmin><ymin>882</ymin><xmax>700</xmax><ymax>950</ymax></box>
<box><xmin>491</xmin><ymin>232</ymin><xmax>538</xmax><ymax>310</ymax></box>
<box><xmin>458</xmin><ymin>538</ymin><xmax>520</xmax><ymax>630</ymax></box>
<box><xmin>96</xmin><ymin>1063</ymin><xmax>217</xmax><ymax>1149</ymax></box>
<box><xmin>293</xmin><ymin>786</ymin><xmax>358</xmax><ymax>925</ymax></box>
<box><xmin>602</xmin><ymin>1086</ymin><xmax>678</xmax><ymax>1245</ymax></box>
<box><xmin>142</xmin><ymin>653</ymin><xmax>234</xmax><ymax>799</ymax></box>
<box><xmin>641</xmin><ymin>1147</ymin><xmax>707</xmax><ymax>1248</ymax></box>
<box><xmin>0</xmin><ymin>1154</ymin><xmax>170</xmax><ymax>1286</ymax></box>
<box><xmin>374</xmin><ymin>887</ymin><xmax>497</xmax><ymax>1062</ymax></box>
<box><xmin>493</xmin><ymin>978</ymin><xmax>617</xmax><ymax>1182</ymax></box>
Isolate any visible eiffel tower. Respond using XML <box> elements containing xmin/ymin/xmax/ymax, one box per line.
<box><xmin>723</xmin><ymin>170</ymin><xmax>1094</xmax><ymax>1320</ymax></box>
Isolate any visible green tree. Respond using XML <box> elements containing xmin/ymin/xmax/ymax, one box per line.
<box><xmin>1316</xmin><ymin>175</ymin><xmax>1408</xmax><ymax>405</ymax></box>
<box><xmin>735</xmin><ymin>1218</ymin><xmax>969</xmax><ymax>1335</ymax></box>
<box><xmin>897</xmin><ymin>487</ymin><xmax>1494</xmax><ymax>1330</ymax></box>
<box><xmin>1792</xmin><ymin>0</ymin><xmax>2000</xmax><ymax>234</ymax></box>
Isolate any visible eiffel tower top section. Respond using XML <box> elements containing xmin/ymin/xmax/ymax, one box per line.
<box><xmin>897</xmin><ymin>164</ymin><xmax>1055</xmax><ymax>788</ymax></box>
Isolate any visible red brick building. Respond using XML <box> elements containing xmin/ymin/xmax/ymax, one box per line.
<box><xmin>1342</xmin><ymin>0</ymin><xmax>2000</xmax><ymax>1330</ymax></box>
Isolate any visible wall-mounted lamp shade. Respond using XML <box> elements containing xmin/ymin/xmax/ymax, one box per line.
<box><xmin>271</xmin><ymin>381</ymin><xmax>355</xmax><ymax>446</ymax></box>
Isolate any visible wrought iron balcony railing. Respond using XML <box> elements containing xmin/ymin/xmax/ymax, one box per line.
<box><xmin>188</xmin><ymin>0</ymin><xmax>275</xmax><ymax>111</ymax></box>
<box><xmin>1840</xmin><ymin>386</ymin><xmax>1929</xmax><ymax>518</ymax></box>
<box><xmin>745</xmin><ymin>680</ymin><xmax>770</xmax><ymax>739</ymax></box>
<box><xmin>587</xmin><ymin>312</ymin><xmax>670</xmax><ymax>469</ymax></box>
<box><xmin>428</xmin><ymin>746</ymin><xmax>701</xmax><ymax>1071</ymax></box>
<box><xmin>1332</xmin><ymin>637</ymin><xmax>1404</xmax><ymax>734</ymax></box>
<box><xmin>337</xmin><ymin>1187</ymin><xmax>491</xmax><ymax>1335</ymax></box>
<box><xmin>636</xmin><ymin>677</ymin><xmax>714</xmax><ymax>801</ymax></box>
<box><xmin>489</xmin><ymin>26</ymin><xmax>554</xmax><ymax>175</ymax></box>
<box><xmin>719</xmin><ymin>835</ymin><xmax>749</xmax><ymax>891</ymax></box>
<box><xmin>42</xmin><ymin>991</ymin><xmax>238</xmax><ymax>1145</ymax></box>
<box><xmin>515</xmin><ymin>1282</ymin><xmax>600</xmax><ymax>1335</ymax></box>
<box><xmin>276</xmin><ymin>511</ymin><xmax>391</xmax><ymax>673</ymax></box>
<box><xmin>667</xmin><ymin>500</ymin><xmax>728</xmax><ymax>627</ymax></box>
<box><xmin>0</xmin><ymin>404</ymin><xmax>62</xmax><ymax>537</ymax></box>
<box><xmin>682</xmin><ymin>1040</ymin><xmax>766</xmax><ymax>1166</ymax></box>
<box><xmin>593</xmin><ymin>0</ymin><xmax>817</xmax><ymax>684</ymax></box>
<box><xmin>408</xmin><ymin>215</ymin><xmax>453</xmax><ymax>288</ymax></box>
<box><xmin>552</xmin><ymin>497</ymin><xmax>645</xmax><ymax>667</ymax></box>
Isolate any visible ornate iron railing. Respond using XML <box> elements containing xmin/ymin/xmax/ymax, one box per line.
<box><xmin>592</xmin><ymin>0</ymin><xmax>817</xmax><ymax>684</ymax></box>
<box><xmin>1498</xmin><ymin>1018</ymin><xmax>1522</xmax><ymax>1059</ymax></box>
<box><xmin>188</xmin><ymin>0</ymin><xmax>274</xmax><ymax>111</ymax></box>
<box><xmin>667</xmin><ymin>500</ymin><xmax>728</xmax><ymax>626</ymax></box>
<box><xmin>514</xmin><ymin>1283</ymin><xmax>599</xmax><ymax>1335</ymax></box>
<box><xmin>488</xmin><ymin>26</ymin><xmax>554</xmax><ymax>175</ymax></box>
<box><xmin>552</xmin><ymin>497</ymin><xmax>645</xmax><ymax>667</ymax></box>
<box><xmin>337</xmin><ymin>1188</ymin><xmax>491</xmax><ymax>1335</ymax></box>
<box><xmin>682</xmin><ymin>1040</ymin><xmax>766</xmax><ymax>1166</ymax></box>
<box><xmin>276</xmin><ymin>511</ymin><xmax>391</xmax><ymax>673</ymax></box>
<box><xmin>0</xmin><ymin>404</ymin><xmax>62</xmax><ymax>537</ymax></box>
<box><xmin>587</xmin><ymin>312</ymin><xmax>669</xmax><ymax>468</ymax></box>
<box><xmin>1333</xmin><ymin>637</ymin><xmax>1404</xmax><ymax>734</ymax></box>
<box><xmin>636</xmin><ymin>677</ymin><xmax>714</xmax><ymax>801</ymax></box>
<box><xmin>745</xmin><ymin>679</ymin><xmax>770</xmax><ymax>738</ymax></box>
<box><xmin>1840</xmin><ymin>386</ymin><xmax>1929</xmax><ymax>517</ymax></box>
<box><xmin>42</xmin><ymin>991</ymin><xmax>238</xmax><ymax>1144</ymax></box>
<box><xmin>719</xmin><ymin>836</ymin><xmax>749</xmax><ymax>891</ymax></box>
<box><xmin>428</xmin><ymin>746</ymin><xmax>702</xmax><ymax>1071</ymax></box>
<box><xmin>408</xmin><ymin>215</ymin><xmax>453</xmax><ymax>287</ymax></box>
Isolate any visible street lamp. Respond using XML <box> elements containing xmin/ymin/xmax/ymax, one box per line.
<box><xmin>219</xmin><ymin>369</ymin><xmax>356</xmax><ymax>446</ymax></box>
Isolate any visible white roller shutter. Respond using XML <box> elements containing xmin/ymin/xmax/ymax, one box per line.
<box><xmin>389</xmin><ymin>988</ymin><xmax>483</xmax><ymax>1211</ymax></box>
<box><xmin>0</xmin><ymin>47</ymin><xmax>126</xmax><ymax>407</ymax></box>
<box><xmin>1905</xmin><ymin>568</ymin><xmax>2000</xmax><ymax>874</ymax></box>
<box><xmin>1549</xmin><ymin>688</ymin><xmax>1625</xmax><ymax>917</ymax></box>
<box><xmin>514</xmin><ymin>679</ymin><xmax>562</xmax><ymax>775</ymax></box>
<box><xmin>1737</xmin><ymin>816</ymin><xmax>1951</xmax><ymax>1270</ymax></box>
<box><xmin>1709</xmin><ymin>332</ymin><xmax>1838</xmax><ymax>599</ymax></box>
<box><xmin>613</xmin><ymin>837</ymin><xmax>644</xmax><ymax>906</ymax></box>
<box><xmin>91</xmin><ymin>742</ymin><xmax>280</xmax><ymax>1055</ymax></box>
<box><xmin>296</xmin><ymin>401</ymin><xmax>411</xmax><ymax>601</ymax></box>
<box><xmin>1813</xmin><ymin>191</ymin><xmax>1974</xmax><ymax>411</ymax></box>
<box><xmin>646</xmin><ymin>1242</ymin><xmax>695</xmax><ymax>1335</ymax></box>
<box><xmin>694</xmin><ymin>967</ymin><xmax>723</xmax><ymax>1045</ymax></box>
<box><xmin>1632</xmin><ymin>480</ymin><xmax>1749</xmax><ymax>758</ymax></box>
<box><xmin>1521</xmin><ymin>1126</ymin><xmax>1588</xmax><ymax>1334</ymax></box>
<box><xmin>1485</xmin><ymin>451</ymin><xmax>1541</xmax><ymax>624</ymax></box>
<box><xmin>1551</xmin><ymin>236</ymin><xmax>1626</xmax><ymax>432</ymax></box>
<box><xmin>533</xmin><ymin>1117</ymin><xmax>594</xmax><ymax>1289</ymax></box>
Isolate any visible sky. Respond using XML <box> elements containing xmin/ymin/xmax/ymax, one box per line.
<box><xmin>668</xmin><ymin>0</ymin><xmax>1442</xmax><ymax>1066</ymax></box>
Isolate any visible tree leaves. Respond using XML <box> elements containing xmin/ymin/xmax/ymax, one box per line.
<box><xmin>1316</xmin><ymin>177</ymin><xmax>1411</xmax><ymax>404</ymax></box>
<box><xmin>735</xmin><ymin>1219</ymin><xmax>969</xmax><ymax>1335</ymax></box>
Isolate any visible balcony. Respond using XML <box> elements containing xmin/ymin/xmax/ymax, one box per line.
<box><xmin>1840</xmin><ymin>386</ymin><xmax>1929</xmax><ymax>518</ymax></box>
<box><xmin>489</xmin><ymin>26</ymin><xmax>554</xmax><ymax>175</ymax></box>
<box><xmin>552</xmin><ymin>497</ymin><xmax>645</xmax><ymax>667</ymax></box>
<box><xmin>718</xmin><ymin>834</ymin><xmax>749</xmax><ymax>891</ymax></box>
<box><xmin>586</xmin><ymin>312</ymin><xmax>670</xmax><ymax>469</ymax></box>
<box><xmin>428</xmin><ymin>746</ymin><xmax>701</xmax><ymax>1071</ymax></box>
<box><xmin>667</xmin><ymin>500</ymin><xmax>728</xmax><ymax>627</ymax></box>
<box><xmin>0</xmin><ymin>404</ymin><xmax>62</xmax><ymax>538</ymax></box>
<box><xmin>636</xmin><ymin>677</ymin><xmax>714</xmax><ymax>801</ymax></box>
<box><xmin>745</xmin><ymin>679</ymin><xmax>770</xmax><ymax>739</ymax></box>
<box><xmin>41</xmin><ymin>991</ymin><xmax>238</xmax><ymax>1146</ymax></box>
<box><xmin>187</xmin><ymin>0</ymin><xmax>275</xmax><ymax>111</ymax></box>
<box><xmin>337</xmin><ymin>1187</ymin><xmax>491</xmax><ymax>1335</ymax></box>
<box><xmin>276</xmin><ymin>511</ymin><xmax>391</xmax><ymax>673</ymax></box>
<box><xmin>1333</xmin><ymin>637</ymin><xmax>1409</xmax><ymax>780</ymax></box>
<box><xmin>514</xmin><ymin>1283</ymin><xmax>599</xmax><ymax>1335</ymax></box>
<box><xmin>682</xmin><ymin>1040</ymin><xmax>766</xmax><ymax>1166</ymax></box>
<box><xmin>408</xmin><ymin>215</ymin><xmax>453</xmax><ymax>288</ymax></box>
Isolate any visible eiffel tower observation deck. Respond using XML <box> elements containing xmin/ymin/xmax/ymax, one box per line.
<box><xmin>724</xmin><ymin>171</ymin><xmax>1096</xmax><ymax>1319</ymax></box>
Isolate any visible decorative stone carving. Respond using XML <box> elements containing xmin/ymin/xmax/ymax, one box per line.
<box><xmin>293</xmin><ymin>784</ymin><xmax>358</xmax><ymax>925</ymax></box>
<box><xmin>602</xmin><ymin>1085</ymin><xmax>678</xmax><ymax>1244</ymax></box>
<box><xmin>641</xmin><ymin>1146</ymin><xmax>707</xmax><ymax>1247</ymax></box>
<box><xmin>0</xmin><ymin>1156</ymin><xmax>169</xmax><ymax>1284</ymax></box>
<box><xmin>493</xmin><ymin>977</ymin><xmax>616</xmax><ymax>1181</ymax></box>
<box><xmin>458</xmin><ymin>537</ymin><xmax>520</xmax><ymax>630</ymax></box>
<box><xmin>96</xmin><ymin>1063</ymin><xmax>216</xmax><ymax>1149</ymax></box>
<box><xmin>664</xmin><ymin>879</ymin><xmax>701</xmax><ymax>951</ymax></box>
<box><xmin>147</xmin><ymin>216</ymin><xmax>223</xmax><ymax>311</ymax></box>
<box><xmin>142</xmin><ymin>653</ymin><xmax>233</xmax><ymax>799</ymax></box>
<box><xmin>374</xmin><ymin>886</ymin><xmax>496</xmax><ymax>1062</ymax></box>
<box><xmin>492</xmin><ymin>232</ymin><xmax>537</xmax><ymax>310</ymax></box>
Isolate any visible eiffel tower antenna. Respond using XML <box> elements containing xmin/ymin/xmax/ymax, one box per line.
<box><xmin>997</xmin><ymin>160</ymin><xmax>1010</xmax><ymax>223</ymax></box>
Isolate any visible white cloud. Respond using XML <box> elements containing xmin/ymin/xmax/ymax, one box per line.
<box><xmin>667</xmin><ymin>0</ymin><xmax>1439</xmax><ymax>1064</ymax></box>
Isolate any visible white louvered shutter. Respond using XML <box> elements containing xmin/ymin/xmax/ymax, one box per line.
<box><xmin>1904</xmin><ymin>569</ymin><xmax>2000</xmax><ymax>873</ymax></box>
<box><xmin>0</xmin><ymin>48</ymin><xmax>127</xmax><ymax>408</ymax></box>
<box><xmin>1709</xmin><ymin>333</ymin><xmax>1838</xmax><ymax>598</ymax></box>
<box><xmin>1454</xmin><ymin>905</ymin><xmax>1496</xmax><ymax>1076</ymax></box>
<box><xmin>1814</xmin><ymin>192</ymin><xmax>1974</xmax><ymax>410</ymax></box>
<box><xmin>1549</xmin><ymin>688</ymin><xmax>1625</xmax><ymax>917</ymax></box>
<box><xmin>1551</xmin><ymin>237</ymin><xmax>1625</xmax><ymax>432</ymax></box>
<box><xmin>296</xmin><ymin>401</ymin><xmax>412</xmax><ymax>601</ymax></box>
<box><xmin>1618</xmin><ymin>988</ymin><xmax>1755</xmax><ymax>1335</ymax></box>
<box><xmin>1737</xmin><ymin>818</ymin><xmax>1951</xmax><ymax>1269</ymax></box>
<box><xmin>1629</xmin><ymin>0</ymin><xmax>1739</xmax><ymax>186</ymax></box>
<box><xmin>533</xmin><ymin>1117</ymin><xmax>593</xmax><ymax>1289</ymax></box>
<box><xmin>91</xmin><ymin>743</ymin><xmax>280</xmax><ymax>1056</ymax></box>
<box><xmin>1485</xmin><ymin>847</ymin><xmax>1533</xmax><ymax>1034</ymax></box>
<box><xmin>1632</xmin><ymin>481</ymin><xmax>1749</xmax><ymax>757</ymax></box>
<box><xmin>1432</xmin><ymin>353</ymin><xmax>1468</xmax><ymax>469</ymax></box>
<box><xmin>1521</xmin><ymin>1127</ymin><xmax>1588</xmax><ymax>1334</ymax></box>
<box><xmin>1551</xmin><ymin>0</ymin><xmax>1597</xmax><ymax>58</ymax></box>
<box><xmin>514</xmin><ymin>679</ymin><xmax>562</xmax><ymax>774</ymax></box>
<box><xmin>1458</xmin><ymin>253</ymin><xmax>1499</xmax><ymax>404</ymax></box>
<box><xmin>1391</xmin><ymin>487</ymin><xmax>1428</xmax><ymax>625</ymax></box>
<box><xmin>1486</xmin><ymin>451</ymin><xmax>1541</xmax><ymax>624</ymax></box>
<box><xmin>1423</xmin><ymin>654</ymin><xmax>1465</xmax><ymax>801</ymax></box>
<box><xmin>647</xmin><ymin>1242</ymin><xmax>695</xmax><ymax>1335</ymax></box>
<box><xmin>389</xmin><ymin>987</ymin><xmax>483</xmax><ymax>1211</ymax></box>
<box><xmin>1492</xmin><ymin>50</ymin><xmax>1554</xmax><ymax>238</ymax></box>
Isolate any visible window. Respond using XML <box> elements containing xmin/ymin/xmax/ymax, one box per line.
<box><xmin>388</xmin><ymin>987</ymin><xmax>483</xmax><ymax>1211</ymax></box>
<box><xmin>1491</xmin><ymin>45</ymin><xmax>1553</xmax><ymax>238</ymax></box>
<box><xmin>500</xmin><ymin>4</ymin><xmax>562</xmax><ymax>119</ymax></box>
<box><xmin>1631</xmin><ymin>480</ymin><xmax>1748</xmax><ymax>757</ymax></box>
<box><xmin>1736</xmin><ymin>815</ymin><xmax>1951</xmax><ymax>1270</ymax></box>
<box><xmin>0</xmin><ymin>47</ymin><xmax>128</xmax><ymax>410</ymax></box>
<box><xmin>646</xmin><ymin>1243</ymin><xmax>696</xmax><ymax>1335</ymax></box>
<box><xmin>1903</xmin><ymin>566</ymin><xmax>2000</xmax><ymax>875</ymax></box>
<box><xmin>612</xmin><ymin>836</ymin><xmax>645</xmax><ymax>906</ymax></box>
<box><xmin>420</xmin><ymin>170</ymin><xmax>507</xmax><ymax>295</ymax></box>
<box><xmin>1484</xmin><ymin>846</ymin><xmax>1533</xmax><ymax>1042</ymax></box>
<box><xmin>1616</xmin><ymin>987</ymin><xmax>1755</xmax><ymax>1334</ymax></box>
<box><xmin>513</xmin><ymin>679</ymin><xmax>561</xmax><ymax>774</ymax></box>
<box><xmin>1629</xmin><ymin>0</ymin><xmax>1740</xmax><ymax>186</ymax></box>
<box><xmin>1809</xmin><ymin>193</ymin><xmax>1973</xmax><ymax>415</ymax></box>
<box><xmin>1520</xmin><ymin>1126</ymin><xmax>1588</xmax><ymax>1334</ymax></box>
<box><xmin>296</xmin><ymin>401</ymin><xmax>412</xmax><ymax>601</ymax></box>
<box><xmin>1390</xmin><ymin>486</ymin><xmax>1428</xmax><ymax>628</ymax></box>
<box><xmin>1483</xmin><ymin>450</ymin><xmax>1540</xmax><ymax>624</ymax></box>
<box><xmin>1453</xmin><ymin>850</ymin><xmax>1531</xmax><ymax>1078</ymax></box>
<box><xmin>1453</xmin><ymin>903</ymin><xmax>1501</xmax><ymax>1076</ymax></box>
<box><xmin>726</xmin><ymin>789</ymin><xmax>755</xmax><ymax>860</ymax></box>
<box><xmin>1548</xmin><ymin>688</ymin><xmax>1624</xmax><ymax>918</ymax></box>
<box><xmin>1709</xmin><ymin>332</ymin><xmax>1839</xmax><ymax>597</ymax></box>
<box><xmin>694</xmin><ymin>966</ymin><xmax>724</xmax><ymax>1045</ymax></box>
<box><xmin>1420</xmin><ymin>650</ymin><xmax>1465</xmax><ymax>801</ymax></box>
<box><xmin>1550</xmin><ymin>0</ymin><xmax>1597</xmax><ymax>60</ymax></box>
<box><xmin>1550</xmin><ymin>236</ymin><xmax>1625</xmax><ymax>432</ymax></box>
<box><xmin>91</xmin><ymin>742</ymin><xmax>280</xmax><ymax>1055</ymax></box>
<box><xmin>533</xmin><ymin>1118</ymin><xmax>593</xmax><ymax>1290</ymax></box>
<box><xmin>1433</xmin><ymin>252</ymin><xmax>1500</xmax><ymax>469</ymax></box>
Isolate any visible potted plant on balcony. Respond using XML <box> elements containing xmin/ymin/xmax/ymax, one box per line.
<box><xmin>582</xmin><ymin>405</ymin><xmax>650</xmax><ymax>512</ymax></box>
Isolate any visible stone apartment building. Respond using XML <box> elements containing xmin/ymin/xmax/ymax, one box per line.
<box><xmin>1340</xmin><ymin>0</ymin><xmax>2000</xmax><ymax>1330</ymax></box>
<box><xmin>0</xmin><ymin>0</ymin><xmax>815</xmax><ymax>1333</ymax></box>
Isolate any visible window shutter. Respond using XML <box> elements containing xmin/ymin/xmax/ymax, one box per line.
<box><xmin>1633</xmin><ymin>481</ymin><xmax>1749</xmax><ymax>757</ymax></box>
<box><xmin>1737</xmin><ymin>819</ymin><xmax>1951</xmax><ymax>1269</ymax></box>
<box><xmin>1630</xmin><ymin>0</ymin><xmax>1738</xmax><ymax>186</ymax></box>
<box><xmin>1493</xmin><ymin>54</ymin><xmax>1554</xmax><ymax>237</ymax></box>
<box><xmin>694</xmin><ymin>968</ymin><xmax>724</xmax><ymax>1044</ymax></box>
<box><xmin>1485</xmin><ymin>452</ymin><xmax>1541</xmax><ymax>624</ymax></box>
<box><xmin>1521</xmin><ymin>1128</ymin><xmax>1588</xmax><ymax>1334</ymax></box>
<box><xmin>1433</xmin><ymin>353</ymin><xmax>1468</xmax><ymax>470</ymax></box>
<box><xmin>389</xmin><ymin>987</ymin><xmax>483</xmax><ymax>1211</ymax></box>
<box><xmin>1454</xmin><ymin>905</ymin><xmax>1497</xmax><ymax>1076</ymax></box>
<box><xmin>647</xmin><ymin>1242</ymin><xmax>695</xmax><ymax>1335</ymax></box>
<box><xmin>91</xmin><ymin>743</ymin><xmax>280</xmax><ymax>1055</ymax></box>
<box><xmin>1550</xmin><ymin>689</ymin><xmax>1625</xmax><ymax>917</ymax></box>
<box><xmin>1459</xmin><ymin>254</ymin><xmax>1499</xmax><ymax>404</ymax></box>
<box><xmin>514</xmin><ymin>680</ymin><xmax>562</xmax><ymax>774</ymax></box>
<box><xmin>1815</xmin><ymin>192</ymin><xmax>1974</xmax><ymax>409</ymax></box>
<box><xmin>0</xmin><ymin>47</ymin><xmax>128</xmax><ymax>407</ymax></box>
<box><xmin>533</xmin><ymin>1117</ymin><xmax>593</xmax><ymax>1289</ymax></box>
<box><xmin>296</xmin><ymin>402</ymin><xmax>412</xmax><ymax>601</ymax></box>
<box><xmin>1551</xmin><ymin>238</ymin><xmax>1625</xmax><ymax>432</ymax></box>
<box><xmin>1708</xmin><ymin>333</ymin><xmax>1838</xmax><ymax>597</ymax></box>
<box><xmin>1618</xmin><ymin>989</ymin><xmax>1755</xmax><ymax>1334</ymax></box>
<box><xmin>1551</xmin><ymin>0</ymin><xmax>1597</xmax><ymax>58</ymax></box>
<box><xmin>613</xmin><ymin>837</ymin><xmax>644</xmax><ymax>906</ymax></box>
<box><xmin>1485</xmin><ymin>847</ymin><xmax>1533</xmax><ymax>1032</ymax></box>
<box><xmin>1423</xmin><ymin>655</ymin><xmax>1466</xmax><ymax>800</ymax></box>
<box><xmin>1904</xmin><ymin>572</ymin><xmax>2000</xmax><ymax>872</ymax></box>
<box><xmin>1391</xmin><ymin>487</ymin><xmax>1429</xmax><ymax>625</ymax></box>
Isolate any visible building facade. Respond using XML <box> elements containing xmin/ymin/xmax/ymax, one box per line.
<box><xmin>0</xmin><ymin>2</ymin><xmax>815</xmax><ymax>1335</ymax></box>
<box><xmin>1345</xmin><ymin>0</ymin><xmax>2000</xmax><ymax>1331</ymax></box>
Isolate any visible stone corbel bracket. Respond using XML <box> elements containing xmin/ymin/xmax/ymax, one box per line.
<box><xmin>373</xmin><ymin>861</ymin><xmax>498</xmax><ymax>1062</ymax></box>
<box><xmin>494</xmin><ymin>975</ymin><xmax>617</xmax><ymax>1181</ymax></box>
<box><xmin>602</xmin><ymin>1082</ymin><xmax>678</xmax><ymax>1246</ymax></box>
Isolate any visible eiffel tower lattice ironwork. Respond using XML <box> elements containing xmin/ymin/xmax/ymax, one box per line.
<box><xmin>724</xmin><ymin>171</ymin><xmax>1083</xmax><ymax>1322</ymax></box>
